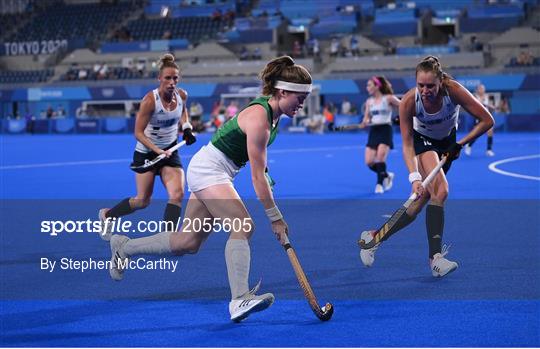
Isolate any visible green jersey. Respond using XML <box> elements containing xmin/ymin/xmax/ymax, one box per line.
<box><xmin>211</xmin><ymin>96</ymin><xmax>280</xmax><ymax>167</ymax></box>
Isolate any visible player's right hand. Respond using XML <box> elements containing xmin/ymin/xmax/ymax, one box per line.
<box><xmin>271</xmin><ymin>219</ymin><xmax>289</xmax><ymax>244</ymax></box>
<box><xmin>160</xmin><ymin>149</ymin><xmax>173</xmax><ymax>158</ymax></box>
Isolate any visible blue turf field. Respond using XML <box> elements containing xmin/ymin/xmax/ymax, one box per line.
<box><xmin>1</xmin><ymin>132</ymin><xmax>539</xmax><ymax>347</ymax></box>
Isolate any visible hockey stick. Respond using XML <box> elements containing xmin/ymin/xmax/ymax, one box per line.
<box><xmin>358</xmin><ymin>156</ymin><xmax>448</xmax><ymax>249</ymax></box>
<box><xmin>332</xmin><ymin>123</ymin><xmax>370</xmax><ymax>131</ymax></box>
<box><xmin>282</xmin><ymin>234</ymin><xmax>334</xmax><ymax>321</ymax></box>
<box><xmin>130</xmin><ymin>140</ymin><xmax>186</xmax><ymax>170</ymax></box>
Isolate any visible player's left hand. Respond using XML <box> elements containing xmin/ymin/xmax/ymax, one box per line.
<box><xmin>443</xmin><ymin>142</ymin><xmax>462</xmax><ymax>161</ymax></box>
<box><xmin>412</xmin><ymin>180</ymin><xmax>424</xmax><ymax>199</ymax></box>
<box><xmin>183</xmin><ymin>128</ymin><xmax>197</xmax><ymax>145</ymax></box>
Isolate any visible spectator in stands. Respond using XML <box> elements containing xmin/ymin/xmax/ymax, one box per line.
<box><xmin>25</xmin><ymin>111</ymin><xmax>35</xmax><ymax>134</ymax></box>
<box><xmin>56</xmin><ymin>105</ymin><xmax>66</xmax><ymax>118</ymax></box>
<box><xmin>78</xmin><ymin>68</ymin><xmax>88</xmax><ymax>80</ymax></box>
<box><xmin>66</xmin><ymin>63</ymin><xmax>78</xmax><ymax>80</ymax></box>
<box><xmin>205</xmin><ymin>107</ymin><xmax>226</xmax><ymax>131</ymax></box>
<box><xmin>341</xmin><ymin>98</ymin><xmax>351</xmax><ymax>115</ymax></box>
<box><xmin>93</xmin><ymin>62</ymin><xmax>102</xmax><ymax>79</ymax></box>
<box><xmin>240</xmin><ymin>46</ymin><xmax>250</xmax><ymax>60</ymax></box>
<box><xmin>498</xmin><ymin>96</ymin><xmax>511</xmax><ymax>114</ymax></box>
<box><xmin>189</xmin><ymin>101</ymin><xmax>203</xmax><ymax>121</ymax></box>
<box><xmin>128</xmin><ymin>104</ymin><xmax>137</xmax><ymax>118</ymax></box>
<box><xmin>303</xmin><ymin>112</ymin><xmax>325</xmax><ymax>134</ymax></box>
<box><xmin>323</xmin><ymin>102</ymin><xmax>335</xmax><ymax>129</ymax></box>
<box><xmin>292</xmin><ymin>41</ymin><xmax>302</xmax><ymax>58</ymax></box>
<box><xmin>46</xmin><ymin>105</ymin><xmax>54</xmax><ymax>119</ymax></box>
<box><xmin>385</xmin><ymin>39</ymin><xmax>396</xmax><ymax>55</ymax></box>
<box><xmin>464</xmin><ymin>83</ymin><xmax>496</xmax><ymax>156</ymax></box>
<box><xmin>312</xmin><ymin>38</ymin><xmax>320</xmax><ymax>59</ymax></box>
<box><xmin>350</xmin><ymin>36</ymin><xmax>360</xmax><ymax>56</ymax></box>
<box><xmin>330</xmin><ymin>38</ymin><xmax>339</xmax><ymax>57</ymax></box>
<box><xmin>210</xmin><ymin>100</ymin><xmax>222</xmax><ymax>119</ymax></box>
<box><xmin>253</xmin><ymin>47</ymin><xmax>262</xmax><ymax>60</ymax></box>
<box><xmin>225</xmin><ymin>100</ymin><xmax>239</xmax><ymax>121</ymax></box>
<box><xmin>99</xmin><ymin>53</ymin><xmax>196</xmax><ymax>254</ymax></box>
<box><xmin>136</xmin><ymin>59</ymin><xmax>146</xmax><ymax>77</ymax></box>
<box><xmin>98</xmin><ymin>63</ymin><xmax>109</xmax><ymax>80</ymax></box>
<box><xmin>76</xmin><ymin>107</ymin><xmax>88</xmax><ymax>118</ymax></box>
<box><xmin>516</xmin><ymin>50</ymin><xmax>534</xmax><ymax>66</ymax></box>
<box><xmin>469</xmin><ymin>36</ymin><xmax>482</xmax><ymax>52</ymax></box>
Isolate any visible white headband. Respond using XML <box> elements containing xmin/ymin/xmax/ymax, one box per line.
<box><xmin>274</xmin><ymin>80</ymin><xmax>312</xmax><ymax>93</ymax></box>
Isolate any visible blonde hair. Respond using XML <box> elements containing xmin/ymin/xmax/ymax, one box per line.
<box><xmin>259</xmin><ymin>56</ymin><xmax>312</xmax><ymax>95</ymax></box>
<box><xmin>158</xmin><ymin>53</ymin><xmax>179</xmax><ymax>72</ymax></box>
<box><xmin>415</xmin><ymin>55</ymin><xmax>453</xmax><ymax>84</ymax></box>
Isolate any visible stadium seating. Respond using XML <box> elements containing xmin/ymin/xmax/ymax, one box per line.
<box><xmin>0</xmin><ymin>69</ymin><xmax>54</xmax><ymax>84</ymax></box>
<box><xmin>5</xmin><ymin>2</ymin><xmax>135</xmax><ymax>42</ymax></box>
<box><xmin>125</xmin><ymin>16</ymin><xmax>233</xmax><ymax>42</ymax></box>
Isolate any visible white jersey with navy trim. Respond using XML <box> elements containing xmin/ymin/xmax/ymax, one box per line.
<box><xmin>413</xmin><ymin>88</ymin><xmax>460</xmax><ymax>140</ymax></box>
<box><xmin>368</xmin><ymin>96</ymin><xmax>393</xmax><ymax>125</ymax></box>
<box><xmin>135</xmin><ymin>89</ymin><xmax>182</xmax><ymax>153</ymax></box>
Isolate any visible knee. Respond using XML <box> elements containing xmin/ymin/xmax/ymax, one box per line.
<box><xmin>230</xmin><ymin>217</ymin><xmax>255</xmax><ymax>240</ymax></box>
<box><xmin>168</xmin><ymin>188</ymin><xmax>184</xmax><ymax>204</ymax></box>
<box><xmin>431</xmin><ymin>186</ymin><xmax>448</xmax><ymax>204</ymax></box>
<box><xmin>131</xmin><ymin>197</ymin><xmax>151</xmax><ymax>209</ymax></box>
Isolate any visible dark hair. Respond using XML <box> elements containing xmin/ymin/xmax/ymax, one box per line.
<box><xmin>158</xmin><ymin>53</ymin><xmax>179</xmax><ymax>73</ymax></box>
<box><xmin>415</xmin><ymin>55</ymin><xmax>452</xmax><ymax>83</ymax></box>
<box><xmin>259</xmin><ymin>56</ymin><xmax>312</xmax><ymax>95</ymax></box>
<box><xmin>371</xmin><ymin>76</ymin><xmax>394</xmax><ymax>95</ymax></box>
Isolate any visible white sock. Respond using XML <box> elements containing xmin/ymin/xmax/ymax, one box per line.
<box><xmin>122</xmin><ymin>231</ymin><xmax>172</xmax><ymax>257</ymax></box>
<box><xmin>225</xmin><ymin>238</ymin><xmax>250</xmax><ymax>299</ymax></box>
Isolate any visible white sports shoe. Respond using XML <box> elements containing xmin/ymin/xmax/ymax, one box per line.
<box><xmin>229</xmin><ymin>280</ymin><xmax>274</xmax><ymax>322</ymax></box>
<box><xmin>486</xmin><ymin>150</ymin><xmax>495</xmax><ymax>157</ymax></box>
<box><xmin>464</xmin><ymin>144</ymin><xmax>472</xmax><ymax>156</ymax></box>
<box><xmin>430</xmin><ymin>245</ymin><xmax>458</xmax><ymax>277</ymax></box>
<box><xmin>383</xmin><ymin>172</ymin><xmax>395</xmax><ymax>191</ymax></box>
<box><xmin>359</xmin><ymin>230</ymin><xmax>379</xmax><ymax>267</ymax></box>
<box><xmin>98</xmin><ymin>208</ymin><xmax>113</xmax><ymax>241</ymax></box>
<box><xmin>374</xmin><ymin>184</ymin><xmax>384</xmax><ymax>194</ymax></box>
<box><xmin>109</xmin><ymin>235</ymin><xmax>130</xmax><ymax>281</ymax></box>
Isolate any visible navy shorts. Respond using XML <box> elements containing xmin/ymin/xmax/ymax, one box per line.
<box><xmin>367</xmin><ymin>124</ymin><xmax>393</xmax><ymax>150</ymax></box>
<box><xmin>130</xmin><ymin>141</ymin><xmax>183</xmax><ymax>174</ymax></box>
<box><xmin>413</xmin><ymin>128</ymin><xmax>456</xmax><ymax>173</ymax></box>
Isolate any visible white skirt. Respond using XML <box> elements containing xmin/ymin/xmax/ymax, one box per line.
<box><xmin>187</xmin><ymin>142</ymin><xmax>241</xmax><ymax>193</ymax></box>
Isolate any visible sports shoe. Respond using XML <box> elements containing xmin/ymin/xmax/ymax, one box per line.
<box><xmin>383</xmin><ymin>172</ymin><xmax>395</xmax><ymax>191</ymax></box>
<box><xmin>98</xmin><ymin>208</ymin><xmax>113</xmax><ymax>241</ymax></box>
<box><xmin>486</xmin><ymin>150</ymin><xmax>495</xmax><ymax>157</ymax></box>
<box><xmin>229</xmin><ymin>280</ymin><xmax>274</xmax><ymax>322</ymax></box>
<box><xmin>430</xmin><ymin>245</ymin><xmax>458</xmax><ymax>277</ymax></box>
<box><xmin>464</xmin><ymin>144</ymin><xmax>472</xmax><ymax>156</ymax></box>
<box><xmin>374</xmin><ymin>184</ymin><xmax>384</xmax><ymax>194</ymax></box>
<box><xmin>359</xmin><ymin>230</ymin><xmax>379</xmax><ymax>267</ymax></box>
<box><xmin>109</xmin><ymin>235</ymin><xmax>130</xmax><ymax>281</ymax></box>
